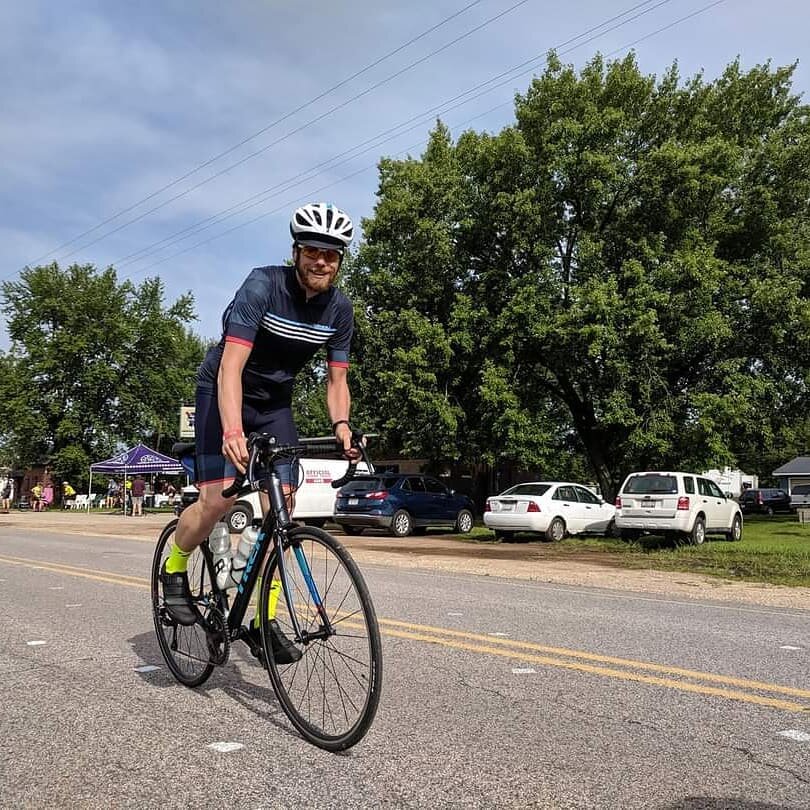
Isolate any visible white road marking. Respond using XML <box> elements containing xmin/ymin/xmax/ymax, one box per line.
<box><xmin>134</xmin><ymin>665</ymin><xmax>161</xmax><ymax>673</ymax></box>
<box><xmin>49</xmin><ymin>586</ymin><xmax>64</xmax><ymax>590</ymax></box>
<box><xmin>208</xmin><ymin>742</ymin><xmax>244</xmax><ymax>753</ymax></box>
<box><xmin>65</xmin><ymin>603</ymin><xmax>82</xmax><ymax>608</ymax></box>
<box><xmin>489</xmin><ymin>632</ymin><xmax>509</xmax><ymax>637</ymax></box>
<box><xmin>447</xmin><ymin>612</ymin><xmax>463</xmax><ymax>617</ymax></box>
<box><xmin>26</xmin><ymin>640</ymin><xmax>46</xmax><ymax>646</ymax></box>
<box><xmin>780</xmin><ymin>645</ymin><xmax>801</xmax><ymax>651</ymax></box>
<box><xmin>512</xmin><ymin>667</ymin><xmax>536</xmax><ymax>674</ymax></box>
<box><xmin>778</xmin><ymin>729</ymin><xmax>810</xmax><ymax>743</ymax></box>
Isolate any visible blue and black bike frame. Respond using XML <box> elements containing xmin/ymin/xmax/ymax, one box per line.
<box><xmin>215</xmin><ymin>454</ymin><xmax>335</xmax><ymax>645</ymax></box>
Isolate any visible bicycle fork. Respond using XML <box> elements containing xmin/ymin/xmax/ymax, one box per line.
<box><xmin>275</xmin><ymin>530</ymin><xmax>335</xmax><ymax>643</ymax></box>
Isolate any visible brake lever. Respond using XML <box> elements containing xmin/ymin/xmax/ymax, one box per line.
<box><xmin>330</xmin><ymin>430</ymin><xmax>370</xmax><ymax>489</ymax></box>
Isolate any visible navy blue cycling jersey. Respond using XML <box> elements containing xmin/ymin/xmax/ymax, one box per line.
<box><xmin>197</xmin><ymin>265</ymin><xmax>353</xmax><ymax>402</ymax></box>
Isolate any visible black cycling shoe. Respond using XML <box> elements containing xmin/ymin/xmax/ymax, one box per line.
<box><xmin>159</xmin><ymin>563</ymin><xmax>201</xmax><ymax>626</ymax></box>
<box><xmin>245</xmin><ymin>621</ymin><xmax>302</xmax><ymax>666</ymax></box>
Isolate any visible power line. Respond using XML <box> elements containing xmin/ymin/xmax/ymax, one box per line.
<box><xmin>34</xmin><ymin>0</ymin><xmax>535</xmax><ymax>269</ymax></box>
<box><xmin>112</xmin><ymin>0</ymin><xmax>674</xmax><ymax>271</ymax></box>
<box><xmin>127</xmin><ymin>0</ymin><xmax>725</xmax><ymax>279</ymax></box>
<box><xmin>25</xmin><ymin>0</ymin><xmax>489</xmax><ymax>266</ymax></box>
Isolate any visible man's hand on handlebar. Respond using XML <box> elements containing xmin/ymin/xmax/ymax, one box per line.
<box><xmin>335</xmin><ymin>422</ymin><xmax>363</xmax><ymax>461</ymax></box>
<box><xmin>222</xmin><ymin>431</ymin><xmax>249</xmax><ymax>474</ymax></box>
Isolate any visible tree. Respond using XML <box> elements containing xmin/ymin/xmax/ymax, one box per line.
<box><xmin>0</xmin><ymin>263</ymin><xmax>207</xmax><ymax>483</ymax></box>
<box><xmin>349</xmin><ymin>54</ymin><xmax>810</xmax><ymax>499</ymax></box>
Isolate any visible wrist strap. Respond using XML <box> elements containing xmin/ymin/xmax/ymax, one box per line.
<box><xmin>222</xmin><ymin>429</ymin><xmax>243</xmax><ymax>440</ymax></box>
<box><xmin>331</xmin><ymin>419</ymin><xmax>351</xmax><ymax>433</ymax></box>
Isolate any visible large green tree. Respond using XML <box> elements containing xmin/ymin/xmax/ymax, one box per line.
<box><xmin>349</xmin><ymin>54</ymin><xmax>810</xmax><ymax>499</ymax></box>
<box><xmin>0</xmin><ymin>263</ymin><xmax>207</xmax><ymax>483</ymax></box>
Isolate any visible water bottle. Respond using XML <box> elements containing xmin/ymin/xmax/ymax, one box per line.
<box><xmin>228</xmin><ymin>521</ymin><xmax>261</xmax><ymax>588</ymax></box>
<box><xmin>208</xmin><ymin>522</ymin><xmax>233</xmax><ymax>590</ymax></box>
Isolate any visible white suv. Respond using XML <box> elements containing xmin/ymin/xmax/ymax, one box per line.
<box><xmin>615</xmin><ymin>471</ymin><xmax>743</xmax><ymax>545</ymax></box>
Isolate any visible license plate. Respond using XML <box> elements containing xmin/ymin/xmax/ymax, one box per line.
<box><xmin>500</xmin><ymin>503</ymin><xmax>514</xmax><ymax>512</ymax></box>
<box><xmin>641</xmin><ymin>499</ymin><xmax>654</xmax><ymax>508</ymax></box>
<box><xmin>348</xmin><ymin>498</ymin><xmax>358</xmax><ymax>506</ymax></box>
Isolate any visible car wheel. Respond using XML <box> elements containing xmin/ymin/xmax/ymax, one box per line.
<box><xmin>390</xmin><ymin>510</ymin><xmax>413</xmax><ymax>537</ymax></box>
<box><xmin>689</xmin><ymin>516</ymin><xmax>706</xmax><ymax>545</ymax></box>
<box><xmin>455</xmin><ymin>509</ymin><xmax>474</xmax><ymax>533</ymax></box>
<box><xmin>620</xmin><ymin>529</ymin><xmax>640</xmax><ymax>542</ymax></box>
<box><xmin>494</xmin><ymin>531</ymin><xmax>514</xmax><ymax>542</ymax></box>
<box><xmin>765</xmin><ymin>506</ymin><xmax>774</xmax><ymax>517</ymax></box>
<box><xmin>546</xmin><ymin>517</ymin><xmax>566</xmax><ymax>542</ymax></box>
<box><xmin>225</xmin><ymin>501</ymin><xmax>253</xmax><ymax>533</ymax></box>
<box><xmin>302</xmin><ymin>518</ymin><xmax>326</xmax><ymax>528</ymax></box>
<box><xmin>604</xmin><ymin>518</ymin><xmax>620</xmax><ymax>538</ymax></box>
<box><xmin>341</xmin><ymin>525</ymin><xmax>364</xmax><ymax>536</ymax></box>
<box><xmin>726</xmin><ymin>514</ymin><xmax>743</xmax><ymax>542</ymax></box>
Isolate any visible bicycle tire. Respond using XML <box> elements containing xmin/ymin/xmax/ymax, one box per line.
<box><xmin>260</xmin><ymin>526</ymin><xmax>383</xmax><ymax>751</ymax></box>
<box><xmin>150</xmin><ymin>519</ymin><xmax>217</xmax><ymax>687</ymax></box>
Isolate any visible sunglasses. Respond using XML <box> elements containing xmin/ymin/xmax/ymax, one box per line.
<box><xmin>299</xmin><ymin>245</ymin><xmax>343</xmax><ymax>264</ymax></box>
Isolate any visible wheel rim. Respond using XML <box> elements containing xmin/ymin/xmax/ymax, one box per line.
<box><xmin>733</xmin><ymin>517</ymin><xmax>742</xmax><ymax>540</ymax></box>
<box><xmin>394</xmin><ymin>512</ymin><xmax>410</xmax><ymax>535</ymax></box>
<box><xmin>458</xmin><ymin>512</ymin><xmax>472</xmax><ymax>532</ymax></box>
<box><xmin>230</xmin><ymin>510</ymin><xmax>248</xmax><ymax>532</ymax></box>
<box><xmin>695</xmin><ymin>522</ymin><xmax>705</xmax><ymax>544</ymax></box>
<box><xmin>551</xmin><ymin>519</ymin><xmax>564</xmax><ymax>541</ymax></box>
<box><xmin>264</xmin><ymin>530</ymin><xmax>382</xmax><ymax>749</ymax></box>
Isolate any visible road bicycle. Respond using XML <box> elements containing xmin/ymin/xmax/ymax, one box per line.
<box><xmin>150</xmin><ymin>431</ymin><xmax>383</xmax><ymax>751</ymax></box>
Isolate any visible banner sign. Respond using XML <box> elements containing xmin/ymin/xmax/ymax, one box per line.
<box><xmin>179</xmin><ymin>406</ymin><xmax>196</xmax><ymax>439</ymax></box>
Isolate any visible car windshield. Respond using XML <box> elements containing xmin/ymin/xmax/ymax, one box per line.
<box><xmin>792</xmin><ymin>485</ymin><xmax>810</xmax><ymax>495</ymax></box>
<box><xmin>624</xmin><ymin>475</ymin><xmax>678</xmax><ymax>495</ymax></box>
<box><xmin>340</xmin><ymin>477</ymin><xmax>398</xmax><ymax>494</ymax></box>
<box><xmin>501</xmin><ymin>484</ymin><xmax>551</xmax><ymax>497</ymax></box>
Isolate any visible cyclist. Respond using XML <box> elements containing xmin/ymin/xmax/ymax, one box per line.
<box><xmin>160</xmin><ymin>202</ymin><xmax>358</xmax><ymax>663</ymax></box>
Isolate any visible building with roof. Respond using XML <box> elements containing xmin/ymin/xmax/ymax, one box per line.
<box><xmin>773</xmin><ymin>456</ymin><xmax>810</xmax><ymax>494</ymax></box>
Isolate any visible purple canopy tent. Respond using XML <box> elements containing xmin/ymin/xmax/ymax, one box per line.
<box><xmin>89</xmin><ymin>443</ymin><xmax>184</xmax><ymax>513</ymax></box>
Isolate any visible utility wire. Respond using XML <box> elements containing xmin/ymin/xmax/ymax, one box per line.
<box><xmin>39</xmin><ymin>0</ymin><xmax>534</xmax><ymax>267</ymax></box>
<box><xmin>113</xmin><ymin>0</ymin><xmax>673</xmax><ymax>270</ymax></box>
<box><xmin>128</xmin><ymin>0</ymin><xmax>724</xmax><ymax>279</ymax></box>
<box><xmin>25</xmin><ymin>0</ymin><xmax>490</xmax><ymax>265</ymax></box>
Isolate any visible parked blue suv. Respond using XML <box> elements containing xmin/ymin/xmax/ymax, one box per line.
<box><xmin>334</xmin><ymin>473</ymin><xmax>475</xmax><ymax>537</ymax></box>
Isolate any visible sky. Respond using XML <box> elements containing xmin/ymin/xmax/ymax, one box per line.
<box><xmin>1</xmin><ymin>0</ymin><xmax>808</xmax><ymax>348</ymax></box>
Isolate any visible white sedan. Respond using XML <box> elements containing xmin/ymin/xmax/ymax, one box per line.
<box><xmin>484</xmin><ymin>482</ymin><xmax>616</xmax><ymax>542</ymax></box>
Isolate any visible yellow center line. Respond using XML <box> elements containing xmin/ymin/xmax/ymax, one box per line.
<box><xmin>0</xmin><ymin>554</ymin><xmax>150</xmax><ymax>588</ymax></box>
<box><xmin>374</xmin><ymin>617</ymin><xmax>810</xmax><ymax>700</ymax></box>
<box><xmin>4</xmin><ymin>553</ymin><xmax>807</xmax><ymax>712</ymax></box>
<box><xmin>379</xmin><ymin>626</ymin><xmax>809</xmax><ymax>712</ymax></box>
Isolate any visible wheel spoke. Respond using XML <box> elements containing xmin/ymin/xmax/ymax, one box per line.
<box><xmin>263</xmin><ymin>528</ymin><xmax>382</xmax><ymax>750</ymax></box>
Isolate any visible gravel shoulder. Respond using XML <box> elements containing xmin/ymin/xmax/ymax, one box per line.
<box><xmin>2</xmin><ymin>510</ymin><xmax>809</xmax><ymax>611</ymax></box>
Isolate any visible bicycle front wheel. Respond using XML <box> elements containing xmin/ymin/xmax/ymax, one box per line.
<box><xmin>260</xmin><ymin>526</ymin><xmax>383</xmax><ymax>751</ymax></box>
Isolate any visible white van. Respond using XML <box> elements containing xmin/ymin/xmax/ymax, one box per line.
<box><xmin>225</xmin><ymin>457</ymin><xmax>367</xmax><ymax>532</ymax></box>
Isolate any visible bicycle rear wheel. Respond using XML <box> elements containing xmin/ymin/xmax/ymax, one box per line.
<box><xmin>260</xmin><ymin>526</ymin><xmax>383</xmax><ymax>751</ymax></box>
<box><xmin>150</xmin><ymin>519</ymin><xmax>217</xmax><ymax>687</ymax></box>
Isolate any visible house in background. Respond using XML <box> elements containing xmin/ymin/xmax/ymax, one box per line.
<box><xmin>773</xmin><ymin>456</ymin><xmax>810</xmax><ymax>494</ymax></box>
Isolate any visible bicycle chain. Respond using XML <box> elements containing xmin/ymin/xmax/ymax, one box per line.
<box><xmin>203</xmin><ymin>606</ymin><xmax>230</xmax><ymax>667</ymax></box>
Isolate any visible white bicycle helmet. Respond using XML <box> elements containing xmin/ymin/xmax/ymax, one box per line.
<box><xmin>290</xmin><ymin>202</ymin><xmax>354</xmax><ymax>249</ymax></box>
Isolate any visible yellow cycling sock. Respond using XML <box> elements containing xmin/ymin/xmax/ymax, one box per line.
<box><xmin>165</xmin><ymin>542</ymin><xmax>192</xmax><ymax>574</ymax></box>
<box><xmin>253</xmin><ymin>578</ymin><xmax>282</xmax><ymax>628</ymax></box>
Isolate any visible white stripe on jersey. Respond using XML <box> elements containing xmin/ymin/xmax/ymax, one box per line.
<box><xmin>262</xmin><ymin>312</ymin><xmax>336</xmax><ymax>344</ymax></box>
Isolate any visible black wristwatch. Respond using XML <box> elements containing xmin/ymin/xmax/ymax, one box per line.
<box><xmin>332</xmin><ymin>419</ymin><xmax>351</xmax><ymax>433</ymax></box>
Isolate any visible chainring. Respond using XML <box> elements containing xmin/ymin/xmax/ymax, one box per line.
<box><xmin>204</xmin><ymin>607</ymin><xmax>230</xmax><ymax>666</ymax></box>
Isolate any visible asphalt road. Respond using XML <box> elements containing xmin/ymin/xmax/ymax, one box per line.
<box><xmin>1</xmin><ymin>527</ymin><xmax>808</xmax><ymax>809</ymax></box>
